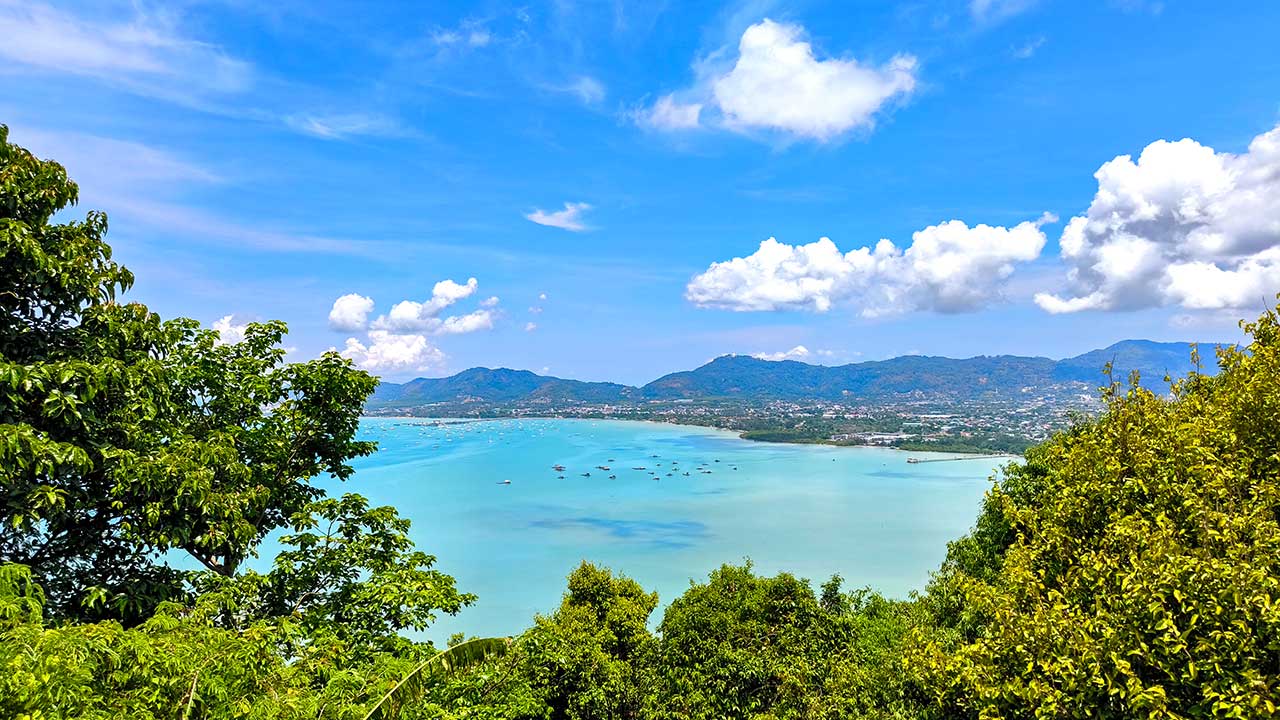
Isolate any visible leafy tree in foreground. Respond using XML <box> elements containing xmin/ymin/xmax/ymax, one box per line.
<box><xmin>909</xmin><ymin>308</ymin><xmax>1280</xmax><ymax>718</ymax></box>
<box><xmin>0</xmin><ymin>124</ymin><xmax>377</xmax><ymax>621</ymax></box>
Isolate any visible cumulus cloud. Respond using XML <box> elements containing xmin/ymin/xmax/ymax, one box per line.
<box><xmin>525</xmin><ymin>322</ymin><xmax>538</xmax><ymax>332</ymax></box>
<box><xmin>328</xmin><ymin>293</ymin><xmax>375</xmax><ymax>331</ymax></box>
<box><xmin>752</xmin><ymin>345</ymin><xmax>812</xmax><ymax>361</ymax></box>
<box><xmin>526</xmin><ymin>202</ymin><xmax>591</xmax><ymax>231</ymax></box>
<box><xmin>687</xmin><ymin>214</ymin><xmax>1053</xmax><ymax>315</ymax></box>
<box><xmin>331</xmin><ymin>279</ymin><xmax>497</xmax><ymax>374</ymax></box>
<box><xmin>211</xmin><ymin>315</ymin><xmax>248</xmax><ymax>345</ymax></box>
<box><xmin>638</xmin><ymin>19</ymin><xmax>916</xmax><ymax>142</ymax></box>
<box><xmin>438</xmin><ymin>309</ymin><xmax>495</xmax><ymax>335</ymax></box>
<box><xmin>1035</xmin><ymin>124</ymin><xmax>1280</xmax><ymax>314</ymax></box>
<box><xmin>341</xmin><ymin>330</ymin><xmax>446</xmax><ymax>373</ymax></box>
<box><xmin>372</xmin><ymin>278</ymin><xmax>479</xmax><ymax>332</ymax></box>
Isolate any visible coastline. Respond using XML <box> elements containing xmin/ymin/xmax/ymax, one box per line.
<box><xmin>359</xmin><ymin>414</ymin><xmax>1023</xmax><ymax>459</ymax></box>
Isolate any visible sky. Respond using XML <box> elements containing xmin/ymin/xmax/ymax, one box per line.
<box><xmin>3</xmin><ymin>0</ymin><xmax>1279</xmax><ymax>384</ymax></box>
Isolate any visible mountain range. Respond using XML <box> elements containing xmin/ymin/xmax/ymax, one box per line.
<box><xmin>368</xmin><ymin>340</ymin><xmax>1221</xmax><ymax>409</ymax></box>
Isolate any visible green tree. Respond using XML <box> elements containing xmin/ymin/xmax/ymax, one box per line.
<box><xmin>520</xmin><ymin>562</ymin><xmax>659</xmax><ymax>720</ymax></box>
<box><xmin>0</xmin><ymin>125</ymin><xmax>377</xmax><ymax>622</ymax></box>
<box><xmin>190</xmin><ymin>493</ymin><xmax>475</xmax><ymax>664</ymax></box>
<box><xmin>909</xmin><ymin>309</ymin><xmax>1280</xmax><ymax>718</ymax></box>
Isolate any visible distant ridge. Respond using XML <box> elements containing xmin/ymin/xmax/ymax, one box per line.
<box><xmin>368</xmin><ymin>340</ymin><xmax>1220</xmax><ymax>408</ymax></box>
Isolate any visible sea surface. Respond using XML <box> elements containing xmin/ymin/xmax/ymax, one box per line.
<box><xmin>313</xmin><ymin>417</ymin><xmax>1010</xmax><ymax>643</ymax></box>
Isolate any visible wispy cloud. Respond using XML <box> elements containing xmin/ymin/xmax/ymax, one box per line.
<box><xmin>971</xmin><ymin>0</ymin><xmax>1039</xmax><ymax>23</ymax></box>
<box><xmin>526</xmin><ymin>201</ymin><xmax>592</xmax><ymax>231</ymax></box>
<box><xmin>9</xmin><ymin>124</ymin><xmax>390</xmax><ymax>257</ymax></box>
<box><xmin>285</xmin><ymin>112</ymin><xmax>401</xmax><ymax>140</ymax></box>
<box><xmin>1011</xmin><ymin>35</ymin><xmax>1047</xmax><ymax>59</ymax></box>
<box><xmin>0</xmin><ymin>1</ymin><xmax>253</xmax><ymax>103</ymax></box>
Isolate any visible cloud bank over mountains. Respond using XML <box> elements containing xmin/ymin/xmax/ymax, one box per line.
<box><xmin>1035</xmin><ymin>124</ymin><xmax>1280</xmax><ymax>314</ymax></box>
<box><xmin>690</xmin><ymin>123</ymin><xmax>1280</xmax><ymax>318</ymax></box>
<box><xmin>687</xmin><ymin>215</ymin><xmax>1053</xmax><ymax>315</ymax></box>
<box><xmin>328</xmin><ymin>279</ymin><xmax>497</xmax><ymax>372</ymax></box>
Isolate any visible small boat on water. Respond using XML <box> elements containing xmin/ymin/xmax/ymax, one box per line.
<box><xmin>597</xmin><ymin>465</ymin><xmax>611</xmax><ymax>471</ymax></box>
<box><xmin>553</xmin><ymin>464</ymin><xmax>566</xmax><ymax>471</ymax></box>
<box><xmin>581</xmin><ymin>472</ymin><xmax>591</xmax><ymax>477</ymax></box>
<box><xmin>609</xmin><ymin>474</ymin><xmax>616</xmax><ymax>479</ymax></box>
<box><xmin>497</xmin><ymin>479</ymin><xmax>511</xmax><ymax>485</ymax></box>
<box><xmin>558</xmin><ymin>475</ymin><xmax>565</xmax><ymax>479</ymax></box>
<box><xmin>633</xmin><ymin>466</ymin><xmax>646</xmax><ymax>470</ymax></box>
<box><xmin>906</xmin><ymin>458</ymin><xmax>920</xmax><ymax>464</ymax></box>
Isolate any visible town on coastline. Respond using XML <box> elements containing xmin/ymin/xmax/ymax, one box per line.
<box><xmin>365</xmin><ymin>391</ymin><xmax>1098</xmax><ymax>455</ymax></box>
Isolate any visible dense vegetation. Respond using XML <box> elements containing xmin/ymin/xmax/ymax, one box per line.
<box><xmin>3</xmin><ymin>126</ymin><xmax>1277</xmax><ymax>718</ymax></box>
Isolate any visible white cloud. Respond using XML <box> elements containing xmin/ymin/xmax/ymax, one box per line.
<box><xmin>638</xmin><ymin>94</ymin><xmax>702</xmax><ymax>130</ymax></box>
<box><xmin>432</xmin><ymin>20</ymin><xmax>493</xmax><ymax>48</ymax></box>
<box><xmin>0</xmin><ymin>1</ymin><xmax>252</xmax><ymax>101</ymax></box>
<box><xmin>971</xmin><ymin>0</ymin><xmax>1039</xmax><ymax>22</ymax></box>
<box><xmin>329</xmin><ymin>293</ymin><xmax>375</xmax><ymax>331</ymax></box>
<box><xmin>752</xmin><ymin>345</ymin><xmax>811</xmax><ymax>361</ymax></box>
<box><xmin>567</xmin><ymin>76</ymin><xmax>606</xmax><ymax>104</ymax></box>
<box><xmin>1035</xmin><ymin>124</ymin><xmax>1280</xmax><ymax>314</ymax></box>
<box><xmin>341</xmin><ymin>330</ymin><xmax>446</xmax><ymax>373</ymax></box>
<box><xmin>528</xmin><ymin>305</ymin><xmax>543</xmax><ymax>314</ymax></box>
<box><xmin>285</xmin><ymin>113</ymin><xmax>399</xmax><ymax>140</ymax></box>
<box><xmin>640</xmin><ymin>19</ymin><xmax>916</xmax><ymax>142</ymax></box>
<box><xmin>525</xmin><ymin>322</ymin><xmax>538</xmax><ymax>332</ymax></box>
<box><xmin>538</xmin><ymin>292</ymin><xmax>548</xmax><ymax>301</ymax></box>
<box><xmin>687</xmin><ymin>214</ymin><xmax>1053</xmax><ymax>315</ymax></box>
<box><xmin>332</xmin><ymin>279</ymin><xmax>495</xmax><ymax>373</ymax></box>
<box><xmin>371</xmin><ymin>278</ymin><xmax>479</xmax><ymax>331</ymax></box>
<box><xmin>1012</xmin><ymin>36</ymin><xmax>1046</xmax><ymax>59</ymax></box>
<box><xmin>438</xmin><ymin>309</ymin><xmax>495</xmax><ymax>335</ymax></box>
<box><xmin>526</xmin><ymin>202</ymin><xmax>592</xmax><ymax>231</ymax></box>
<box><xmin>211</xmin><ymin>315</ymin><xmax>248</xmax><ymax>345</ymax></box>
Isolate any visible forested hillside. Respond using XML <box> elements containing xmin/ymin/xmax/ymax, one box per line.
<box><xmin>371</xmin><ymin>339</ymin><xmax>1215</xmax><ymax>409</ymax></box>
<box><xmin>3</xmin><ymin>128</ymin><xmax>1277</xmax><ymax>718</ymax></box>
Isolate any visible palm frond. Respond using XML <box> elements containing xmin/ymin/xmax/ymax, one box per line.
<box><xmin>362</xmin><ymin>636</ymin><xmax>512</xmax><ymax>720</ymax></box>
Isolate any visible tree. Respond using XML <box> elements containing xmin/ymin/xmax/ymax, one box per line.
<box><xmin>190</xmin><ymin>493</ymin><xmax>475</xmax><ymax>665</ymax></box>
<box><xmin>909</xmin><ymin>307</ymin><xmax>1280</xmax><ymax>718</ymax></box>
<box><xmin>519</xmin><ymin>562</ymin><xmax>659</xmax><ymax>720</ymax></box>
<box><xmin>0</xmin><ymin>124</ymin><xmax>377</xmax><ymax>622</ymax></box>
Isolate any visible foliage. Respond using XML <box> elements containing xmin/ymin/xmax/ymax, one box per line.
<box><xmin>363</xmin><ymin>637</ymin><xmax>512</xmax><ymax>720</ymax></box>
<box><xmin>0</xmin><ymin>124</ymin><xmax>377</xmax><ymax>623</ymax></box>
<box><xmin>518</xmin><ymin>562</ymin><xmax>659</xmax><ymax>720</ymax></box>
<box><xmin>908</xmin><ymin>310</ymin><xmax>1280</xmax><ymax>718</ymax></box>
<box><xmin>189</xmin><ymin>493</ymin><xmax>475</xmax><ymax>664</ymax></box>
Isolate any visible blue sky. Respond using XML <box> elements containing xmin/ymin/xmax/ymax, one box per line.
<box><xmin>3</xmin><ymin>0</ymin><xmax>1279</xmax><ymax>384</ymax></box>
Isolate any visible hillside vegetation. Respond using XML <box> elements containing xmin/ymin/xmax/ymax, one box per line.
<box><xmin>3</xmin><ymin>127</ymin><xmax>1277</xmax><ymax>718</ymax></box>
<box><xmin>371</xmin><ymin>340</ymin><xmax>1213</xmax><ymax>409</ymax></box>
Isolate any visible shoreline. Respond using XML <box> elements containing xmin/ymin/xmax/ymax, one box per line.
<box><xmin>359</xmin><ymin>414</ymin><xmax>1023</xmax><ymax>459</ymax></box>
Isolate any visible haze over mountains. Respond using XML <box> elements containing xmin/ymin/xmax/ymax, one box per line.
<box><xmin>369</xmin><ymin>339</ymin><xmax>1219</xmax><ymax>408</ymax></box>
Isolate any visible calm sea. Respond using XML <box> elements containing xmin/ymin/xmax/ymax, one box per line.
<box><xmin>312</xmin><ymin>417</ymin><xmax>1009</xmax><ymax>642</ymax></box>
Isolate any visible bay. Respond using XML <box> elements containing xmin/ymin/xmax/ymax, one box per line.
<box><xmin>316</xmin><ymin>417</ymin><xmax>1009</xmax><ymax>643</ymax></box>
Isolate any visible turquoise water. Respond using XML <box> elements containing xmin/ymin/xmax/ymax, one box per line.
<box><xmin>317</xmin><ymin>417</ymin><xmax>1008</xmax><ymax>642</ymax></box>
